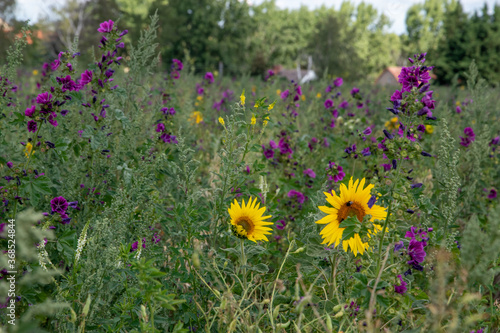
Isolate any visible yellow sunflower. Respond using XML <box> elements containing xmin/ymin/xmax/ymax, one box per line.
<box><xmin>316</xmin><ymin>178</ymin><xmax>387</xmax><ymax>256</ymax></box>
<box><xmin>228</xmin><ymin>197</ymin><xmax>273</xmax><ymax>242</ymax></box>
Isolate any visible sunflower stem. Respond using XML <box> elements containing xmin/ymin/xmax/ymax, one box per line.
<box><xmin>240</xmin><ymin>239</ymin><xmax>247</xmax><ymax>290</ymax></box>
<box><xmin>330</xmin><ymin>253</ymin><xmax>341</xmax><ymax>304</ymax></box>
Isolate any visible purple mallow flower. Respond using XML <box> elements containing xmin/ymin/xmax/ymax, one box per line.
<box><xmin>394</xmin><ymin>275</ymin><xmax>407</xmax><ymax>294</ymax></box>
<box><xmin>324</xmin><ymin>99</ymin><xmax>334</xmax><ymax>109</ymax></box>
<box><xmin>326</xmin><ymin>161</ymin><xmax>345</xmax><ymax>183</ymax></box>
<box><xmin>276</xmin><ymin>220</ymin><xmax>286</xmax><ymax>230</ymax></box>
<box><xmin>97</xmin><ymin>20</ymin><xmax>114</xmax><ymax>33</ymax></box>
<box><xmin>460</xmin><ymin>127</ymin><xmax>475</xmax><ymax>147</ymax></box>
<box><xmin>303</xmin><ymin>169</ymin><xmax>316</xmax><ymax>178</ymax></box>
<box><xmin>51</xmin><ymin>196</ymin><xmax>68</xmax><ymax>213</ymax></box>
<box><xmin>27</xmin><ymin>120</ymin><xmax>37</xmax><ymax>133</ymax></box>
<box><xmin>80</xmin><ymin>70</ymin><xmax>93</xmax><ymax>86</ymax></box>
<box><xmin>333</xmin><ymin>77</ymin><xmax>343</xmax><ymax>87</ymax></box>
<box><xmin>204</xmin><ymin>72</ymin><xmax>214</xmax><ymax>84</ymax></box>
<box><xmin>25</xmin><ymin>105</ymin><xmax>36</xmax><ymax>117</ymax></box>
<box><xmin>287</xmin><ymin>190</ymin><xmax>305</xmax><ymax>204</ymax></box>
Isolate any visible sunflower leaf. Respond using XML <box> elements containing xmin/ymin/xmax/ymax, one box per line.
<box><xmin>340</xmin><ymin>216</ymin><xmax>360</xmax><ymax>241</ymax></box>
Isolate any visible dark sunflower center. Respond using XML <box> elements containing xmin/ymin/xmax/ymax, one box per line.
<box><xmin>337</xmin><ymin>201</ymin><xmax>366</xmax><ymax>223</ymax></box>
<box><xmin>236</xmin><ymin>217</ymin><xmax>253</xmax><ymax>233</ymax></box>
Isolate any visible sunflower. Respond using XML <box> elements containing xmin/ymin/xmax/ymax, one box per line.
<box><xmin>316</xmin><ymin>178</ymin><xmax>387</xmax><ymax>256</ymax></box>
<box><xmin>228</xmin><ymin>197</ymin><xmax>273</xmax><ymax>242</ymax></box>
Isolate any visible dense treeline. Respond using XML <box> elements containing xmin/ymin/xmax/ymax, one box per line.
<box><xmin>1</xmin><ymin>0</ymin><xmax>500</xmax><ymax>84</ymax></box>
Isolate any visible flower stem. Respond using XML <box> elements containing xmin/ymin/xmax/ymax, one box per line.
<box><xmin>240</xmin><ymin>239</ymin><xmax>247</xmax><ymax>290</ymax></box>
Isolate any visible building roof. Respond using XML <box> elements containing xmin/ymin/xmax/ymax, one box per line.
<box><xmin>375</xmin><ymin>66</ymin><xmax>436</xmax><ymax>85</ymax></box>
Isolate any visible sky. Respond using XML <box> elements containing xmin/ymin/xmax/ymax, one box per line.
<box><xmin>15</xmin><ymin>0</ymin><xmax>500</xmax><ymax>35</ymax></box>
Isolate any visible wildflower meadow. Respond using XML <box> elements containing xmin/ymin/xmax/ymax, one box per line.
<box><xmin>1</xmin><ymin>12</ymin><xmax>500</xmax><ymax>333</ymax></box>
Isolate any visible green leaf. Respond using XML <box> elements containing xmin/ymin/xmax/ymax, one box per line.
<box><xmin>252</xmin><ymin>263</ymin><xmax>269</xmax><ymax>273</ymax></box>
<box><xmin>20</xmin><ymin>176</ymin><xmax>53</xmax><ymax>207</ymax></box>
<box><xmin>339</xmin><ymin>216</ymin><xmax>359</xmax><ymax>241</ymax></box>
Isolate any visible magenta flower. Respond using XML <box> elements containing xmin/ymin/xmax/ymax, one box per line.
<box><xmin>80</xmin><ymin>70</ymin><xmax>93</xmax><ymax>85</ymax></box>
<box><xmin>350</xmin><ymin>87</ymin><xmax>359</xmax><ymax>96</ymax></box>
<box><xmin>25</xmin><ymin>105</ymin><xmax>36</xmax><ymax>117</ymax></box>
<box><xmin>339</xmin><ymin>101</ymin><xmax>348</xmax><ymax>109</ymax></box>
<box><xmin>303</xmin><ymin>169</ymin><xmax>316</xmax><ymax>178</ymax></box>
<box><xmin>263</xmin><ymin>147</ymin><xmax>274</xmax><ymax>159</ymax></box>
<box><xmin>36</xmin><ymin>92</ymin><xmax>53</xmax><ymax>105</ymax></box>
<box><xmin>488</xmin><ymin>188</ymin><xmax>497</xmax><ymax>199</ymax></box>
<box><xmin>394</xmin><ymin>275</ymin><xmax>407</xmax><ymax>294</ymax></box>
<box><xmin>204</xmin><ymin>72</ymin><xmax>214</xmax><ymax>84</ymax></box>
<box><xmin>97</xmin><ymin>20</ymin><xmax>114</xmax><ymax>33</ymax></box>
<box><xmin>333</xmin><ymin>77</ymin><xmax>343</xmax><ymax>87</ymax></box>
<box><xmin>407</xmin><ymin>239</ymin><xmax>426</xmax><ymax>270</ymax></box>
<box><xmin>48</xmin><ymin>113</ymin><xmax>58</xmax><ymax>127</ymax></box>
<box><xmin>390</xmin><ymin>89</ymin><xmax>403</xmax><ymax>102</ymax></box>
<box><xmin>280</xmin><ymin>89</ymin><xmax>290</xmax><ymax>100</ymax></box>
<box><xmin>156</xmin><ymin>123</ymin><xmax>165</xmax><ymax>132</ymax></box>
<box><xmin>51</xmin><ymin>196</ymin><xmax>68</xmax><ymax>213</ymax></box>
<box><xmin>456</xmin><ymin>106</ymin><xmax>462</xmax><ymax>113</ymax></box>
<box><xmin>326</xmin><ymin>162</ymin><xmax>345</xmax><ymax>183</ymax></box>
<box><xmin>288</xmin><ymin>189</ymin><xmax>305</xmax><ymax>204</ymax></box>
<box><xmin>324</xmin><ymin>99</ymin><xmax>334</xmax><ymax>109</ymax></box>
<box><xmin>460</xmin><ymin>127</ymin><xmax>475</xmax><ymax>147</ymax></box>
<box><xmin>27</xmin><ymin>120</ymin><xmax>37</xmax><ymax>133</ymax></box>
<box><xmin>276</xmin><ymin>220</ymin><xmax>286</xmax><ymax>230</ymax></box>
<box><xmin>172</xmin><ymin>59</ymin><xmax>183</xmax><ymax>71</ymax></box>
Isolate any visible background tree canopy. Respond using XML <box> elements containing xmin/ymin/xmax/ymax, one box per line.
<box><xmin>1</xmin><ymin>0</ymin><xmax>500</xmax><ymax>84</ymax></box>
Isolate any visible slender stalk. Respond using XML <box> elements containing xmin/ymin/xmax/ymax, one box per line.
<box><xmin>331</xmin><ymin>253</ymin><xmax>341</xmax><ymax>304</ymax></box>
<box><xmin>240</xmin><ymin>239</ymin><xmax>247</xmax><ymax>290</ymax></box>
<box><xmin>12</xmin><ymin>122</ymin><xmax>43</xmax><ymax>219</ymax></box>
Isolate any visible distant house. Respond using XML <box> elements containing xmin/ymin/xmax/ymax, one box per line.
<box><xmin>0</xmin><ymin>17</ymin><xmax>46</xmax><ymax>45</ymax></box>
<box><xmin>273</xmin><ymin>56</ymin><xmax>318</xmax><ymax>84</ymax></box>
<box><xmin>375</xmin><ymin>66</ymin><xmax>436</xmax><ymax>86</ymax></box>
<box><xmin>375</xmin><ymin>66</ymin><xmax>403</xmax><ymax>86</ymax></box>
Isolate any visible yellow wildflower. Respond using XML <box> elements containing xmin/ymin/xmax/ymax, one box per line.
<box><xmin>32</xmin><ymin>69</ymin><xmax>39</xmax><ymax>76</ymax></box>
<box><xmin>218</xmin><ymin>117</ymin><xmax>225</xmax><ymax>126</ymax></box>
<box><xmin>240</xmin><ymin>89</ymin><xmax>245</xmax><ymax>106</ymax></box>
<box><xmin>195</xmin><ymin>102</ymin><xmax>199</xmax><ymax>106</ymax></box>
<box><xmin>385</xmin><ymin>117</ymin><xmax>399</xmax><ymax>130</ymax></box>
<box><xmin>189</xmin><ymin>111</ymin><xmax>203</xmax><ymax>124</ymax></box>
<box><xmin>268</xmin><ymin>101</ymin><xmax>276</xmax><ymax>111</ymax></box>
<box><xmin>251</xmin><ymin>114</ymin><xmax>256</xmax><ymax>125</ymax></box>
<box><xmin>456</xmin><ymin>101</ymin><xmax>461</xmax><ymax>106</ymax></box>
<box><xmin>276</xmin><ymin>89</ymin><xmax>281</xmax><ymax>95</ymax></box>
<box><xmin>425</xmin><ymin>125</ymin><xmax>434</xmax><ymax>134</ymax></box>
<box><xmin>301</xmin><ymin>95</ymin><xmax>306</xmax><ymax>101</ymax></box>
<box><xmin>316</xmin><ymin>93</ymin><xmax>321</xmax><ymax>98</ymax></box>
<box><xmin>197</xmin><ymin>95</ymin><xmax>203</xmax><ymax>101</ymax></box>
<box><xmin>263</xmin><ymin>116</ymin><xmax>270</xmax><ymax>126</ymax></box>
<box><xmin>24</xmin><ymin>142</ymin><xmax>34</xmax><ymax>158</ymax></box>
